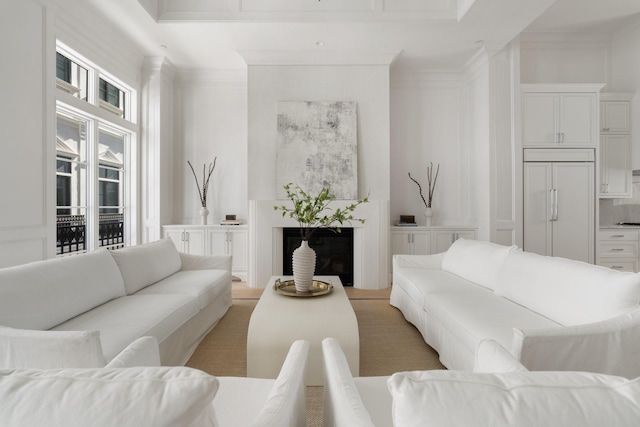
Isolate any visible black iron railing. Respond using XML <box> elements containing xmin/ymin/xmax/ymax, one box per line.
<box><xmin>56</xmin><ymin>213</ymin><xmax>124</xmax><ymax>255</ymax></box>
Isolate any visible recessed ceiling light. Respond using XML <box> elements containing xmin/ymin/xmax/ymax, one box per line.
<box><xmin>315</xmin><ymin>41</ymin><xmax>324</xmax><ymax>46</ymax></box>
<box><xmin>160</xmin><ymin>44</ymin><xmax>168</xmax><ymax>49</ymax></box>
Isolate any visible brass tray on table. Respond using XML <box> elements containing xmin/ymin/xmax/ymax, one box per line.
<box><xmin>273</xmin><ymin>278</ymin><xmax>334</xmax><ymax>297</ymax></box>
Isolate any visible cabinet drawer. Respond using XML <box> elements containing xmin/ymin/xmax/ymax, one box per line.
<box><xmin>599</xmin><ymin>230</ymin><xmax>639</xmax><ymax>241</ymax></box>
<box><xmin>597</xmin><ymin>259</ymin><xmax>638</xmax><ymax>273</ymax></box>
<box><xmin>598</xmin><ymin>241</ymin><xmax>637</xmax><ymax>257</ymax></box>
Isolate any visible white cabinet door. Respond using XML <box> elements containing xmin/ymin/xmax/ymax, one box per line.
<box><xmin>524</xmin><ymin>162</ymin><xmax>594</xmax><ymax>263</ymax></box>
<box><xmin>229</xmin><ymin>229</ymin><xmax>248</xmax><ymax>275</ymax></box>
<box><xmin>600</xmin><ymin>134</ymin><xmax>632</xmax><ymax>198</ymax></box>
<box><xmin>207</xmin><ymin>229</ymin><xmax>228</xmax><ymax>255</ymax></box>
<box><xmin>523</xmin><ymin>93</ymin><xmax>558</xmax><ymax>146</ymax></box>
<box><xmin>559</xmin><ymin>93</ymin><xmax>597</xmax><ymax>146</ymax></box>
<box><xmin>164</xmin><ymin>228</ymin><xmax>186</xmax><ymax>252</ymax></box>
<box><xmin>601</xmin><ymin>101</ymin><xmax>630</xmax><ymax>133</ymax></box>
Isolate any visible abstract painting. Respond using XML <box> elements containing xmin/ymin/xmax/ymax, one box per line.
<box><xmin>276</xmin><ymin>101</ymin><xmax>357</xmax><ymax>200</ymax></box>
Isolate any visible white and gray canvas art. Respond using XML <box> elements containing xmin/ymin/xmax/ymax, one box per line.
<box><xmin>276</xmin><ymin>101</ymin><xmax>358</xmax><ymax>200</ymax></box>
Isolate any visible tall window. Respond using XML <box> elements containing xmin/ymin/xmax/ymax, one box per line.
<box><xmin>55</xmin><ymin>43</ymin><xmax>136</xmax><ymax>255</ymax></box>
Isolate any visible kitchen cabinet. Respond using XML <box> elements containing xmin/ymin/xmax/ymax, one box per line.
<box><xmin>391</xmin><ymin>228</ymin><xmax>430</xmax><ymax>256</ymax></box>
<box><xmin>522</xmin><ymin>84</ymin><xmax>601</xmax><ymax>148</ymax></box>
<box><xmin>597</xmin><ymin>229</ymin><xmax>639</xmax><ymax>273</ymax></box>
<box><xmin>523</xmin><ymin>149</ymin><xmax>595</xmax><ymax>263</ymax></box>
<box><xmin>163</xmin><ymin>224</ymin><xmax>248</xmax><ymax>279</ymax></box>
<box><xmin>599</xmin><ymin>134</ymin><xmax>632</xmax><ymax>198</ymax></box>
<box><xmin>599</xmin><ymin>94</ymin><xmax>633</xmax><ymax>198</ymax></box>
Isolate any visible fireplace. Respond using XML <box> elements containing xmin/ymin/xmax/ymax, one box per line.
<box><xmin>283</xmin><ymin>227</ymin><xmax>354</xmax><ymax>286</ymax></box>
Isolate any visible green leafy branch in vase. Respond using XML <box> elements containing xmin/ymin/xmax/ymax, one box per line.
<box><xmin>274</xmin><ymin>183</ymin><xmax>369</xmax><ymax>241</ymax></box>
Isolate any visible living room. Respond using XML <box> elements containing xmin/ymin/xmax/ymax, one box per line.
<box><xmin>2</xmin><ymin>0</ymin><xmax>640</xmax><ymax>425</ymax></box>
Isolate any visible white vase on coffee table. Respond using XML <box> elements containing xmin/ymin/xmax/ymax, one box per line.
<box><xmin>292</xmin><ymin>240</ymin><xmax>316</xmax><ymax>293</ymax></box>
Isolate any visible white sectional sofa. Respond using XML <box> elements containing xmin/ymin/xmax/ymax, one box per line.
<box><xmin>0</xmin><ymin>238</ymin><xmax>232</xmax><ymax>368</ymax></box>
<box><xmin>322</xmin><ymin>337</ymin><xmax>640</xmax><ymax>427</ymax></box>
<box><xmin>0</xmin><ymin>340</ymin><xmax>310</xmax><ymax>427</ymax></box>
<box><xmin>391</xmin><ymin>239</ymin><xmax>640</xmax><ymax>378</ymax></box>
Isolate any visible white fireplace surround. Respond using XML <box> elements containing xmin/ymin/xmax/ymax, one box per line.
<box><xmin>249</xmin><ymin>200</ymin><xmax>389</xmax><ymax>290</ymax></box>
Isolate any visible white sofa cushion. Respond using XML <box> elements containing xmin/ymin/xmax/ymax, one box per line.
<box><xmin>388</xmin><ymin>370</ymin><xmax>640</xmax><ymax>427</ymax></box>
<box><xmin>0</xmin><ymin>366</ymin><xmax>218</xmax><ymax>427</ymax></box>
<box><xmin>496</xmin><ymin>250</ymin><xmax>640</xmax><ymax>326</ymax></box>
<box><xmin>0</xmin><ymin>326</ymin><xmax>105</xmax><ymax>369</ymax></box>
<box><xmin>135</xmin><ymin>269</ymin><xmax>230</xmax><ymax>309</ymax></box>
<box><xmin>52</xmin><ymin>294</ymin><xmax>199</xmax><ymax>362</ymax></box>
<box><xmin>0</xmin><ymin>249</ymin><xmax>126</xmax><ymax>330</ymax></box>
<box><xmin>110</xmin><ymin>238</ymin><xmax>182</xmax><ymax>295</ymax></box>
<box><xmin>442</xmin><ymin>239</ymin><xmax>518</xmax><ymax>291</ymax></box>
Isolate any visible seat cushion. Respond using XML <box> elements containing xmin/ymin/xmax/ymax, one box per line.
<box><xmin>387</xmin><ymin>370</ymin><xmax>640</xmax><ymax>427</ymax></box>
<box><xmin>354</xmin><ymin>376</ymin><xmax>393</xmax><ymax>427</ymax></box>
<box><xmin>394</xmin><ymin>268</ymin><xmax>487</xmax><ymax>309</ymax></box>
<box><xmin>423</xmin><ymin>291</ymin><xmax>560</xmax><ymax>354</ymax></box>
<box><xmin>214</xmin><ymin>377</ymin><xmax>274</xmax><ymax>427</ymax></box>
<box><xmin>0</xmin><ymin>249</ymin><xmax>126</xmax><ymax>330</ymax></box>
<box><xmin>496</xmin><ymin>250</ymin><xmax>640</xmax><ymax>326</ymax></box>
<box><xmin>51</xmin><ymin>294</ymin><xmax>199</xmax><ymax>362</ymax></box>
<box><xmin>0</xmin><ymin>326</ymin><xmax>105</xmax><ymax>369</ymax></box>
<box><xmin>135</xmin><ymin>269</ymin><xmax>230</xmax><ymax>310</ymax></box>
<box><xmin>442</xmin><ymin>238</ymin><xmax>518</xmax><ymax>291</ymax></box>
<box><xmin>110</xmin><ymin>238</ymin><xmax>182</xmax><ymax>295</ymax></box>
<box><xmin>0</xmin><ymin>367</ymin><xmax>218</xmax><ymax>427</ymax></box>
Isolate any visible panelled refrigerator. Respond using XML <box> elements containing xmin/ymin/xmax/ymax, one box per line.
<box><xmin>523</xmin><ymin>149</ymin><xmax>595</xmax><ymax>263</ymax></box>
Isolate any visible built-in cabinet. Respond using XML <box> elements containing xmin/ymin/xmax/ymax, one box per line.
<box><xmin>522</xmin><ymin>85</ymin><xmax>600</xmax><ymax>148</ymax></box>
<box><xmin>390</xmin><ymin>226</ymin><xmax>477</xmax><ymax>258</ymax></box>
<box><xmin>599</xmin><ymin>93</ymin><xmax>633</xmax><ymax>198</ymax></box>
<box><xmin>163</xmin><ymin>225</ymin><xmax>248</xmax><ymax>280</ymax></box>
<box><xmin>523</xmin><ymin>149</ymin><xmax>595</xmax><ymax>264</ymax></box>
<box><xmin>597</xmin><ymin>229</ymin><xmax>639</xmax><ymax>273</ymax></box>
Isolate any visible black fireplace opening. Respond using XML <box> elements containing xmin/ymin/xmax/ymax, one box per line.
<box><xmin>283</xmin><ymin>227</ymin><xmax>354</xmax><ymax>286</ymax></box>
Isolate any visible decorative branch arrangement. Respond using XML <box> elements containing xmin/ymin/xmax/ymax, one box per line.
<box><xmin>408</xmin><ymin>162</ymin><xmax>440</xmax><ymax>208</ymax></box>
<box><xmin>187</xmin><ymin>157</ymin><xmax>217</xmax><ymax>208</ymax></box>
<box><xmin>274</xmin><ymin>183</ymin><xmax>369</xmax><ymax>241</ymax></box>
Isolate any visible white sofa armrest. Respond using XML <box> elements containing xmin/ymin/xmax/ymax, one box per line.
<box><xmin>179</xmin><ymin>253</ymin><xmax>232</xmax><ymax>272</ymax></box>
<box><xmin>253</xmin><ymin>340</ymin><xmax>310</xmax><ymax>427</ymax></box>
<box><xmin>511</xmin><ymin>306</ymin><xmax>640</xmax><ymax>379</ymax></box>
<box><xmin>473</xmin><ymin>339</ymin><xmax>529</xmax><ymax>373</ymax></box>
<box><xmin>105</xmin><ymin>336</ymin><xmax>161</xmax><ymax>368</ymax></box>
<box><xmin>392</xmin><ymin>253</ymin><xmax>445</xmax><ymax>270</ymax></box>
<box><xmin>322</xmin><ymin>337</ymin><xmax>376</xmax><ymax>427</ymax></box>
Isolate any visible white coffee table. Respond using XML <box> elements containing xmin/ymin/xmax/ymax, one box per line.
<box><xmin>247</xmin><ymin>275</ymin><xmax>359</xmax><ymax>386</ymax></box>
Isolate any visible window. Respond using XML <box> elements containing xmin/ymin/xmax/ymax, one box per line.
<box><xmin>55</xmin><ymin>52</ymin><xmax>87</xmax><ymax>100</ymax></box>
<box><xmin>55</xmin><ymin>43</ymin><xmax>136</xmax><ymax>256</ymax></box>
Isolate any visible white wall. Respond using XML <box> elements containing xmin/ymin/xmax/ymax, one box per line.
<box><xmin>390</xmin><ymin>72</ymin><xmax>472</xmax><ymax>227</ymax></box>
<box><xmin>173</xmin><ymin>70</ymin><xmax>248</xmax><ymax>224</ymax></box>
<box><xmin>245</xmin><ymin>64</ymin><xmax>391</xmax><ymax>202</ymax></box>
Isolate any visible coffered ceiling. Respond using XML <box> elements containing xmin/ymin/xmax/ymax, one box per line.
<box><xmin>87</xmin><ymin>0</ymin><xmax>640</xmax><ymax>70</ymax></box>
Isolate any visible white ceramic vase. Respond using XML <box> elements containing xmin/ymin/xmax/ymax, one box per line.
<box><xmin>199</xmin><ymin>207</ymin><xmax>209</xmax><ymax>225</ymax></box>
<box><xmin>424</xmin><ymin>207</ymin><xmax>435</xmax><ymax>226</ymax></box>
<box><xmin>292</xmin><ymin>240</ymin><xmax>316</xmax><ymax>293</ymax></box>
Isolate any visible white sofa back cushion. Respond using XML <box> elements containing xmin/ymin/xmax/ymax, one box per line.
<box><xmin>496</xmin><ymin>251</ymin><xmax>640</xmax><ymax>326</ymax></box>
<box><xmin>441</xmin><ymin>239</ymin><xmax>518</xmax><ymax>291</ymax></box>
<box><xmin>110</xmin><ymin>238</ymin><xmax>182</xmax><ymax>295</ymax></box>
<box><xmin>388</xmin><ymin>370</ymin><xmax>640</xmax><ymax>427</ymax></box>
<box><xmin>0</xmin><ymin>326</ymin><xmax>105</xmax><ymax>369</ymax></box>
<box><xmin>0</xmin><ymin>249</ymin><xmax>126</xmax><ymax>330</ymax></box>
<box><xmin>0</xmin><ymin>366</ymin><xmax>218</xmax><ymax>427</ymax></box>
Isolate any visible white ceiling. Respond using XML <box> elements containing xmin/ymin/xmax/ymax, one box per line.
<box><xmin>87</xmin><ymin>0</ymin><xmax>640</xmax><ymax>70</ymax></box>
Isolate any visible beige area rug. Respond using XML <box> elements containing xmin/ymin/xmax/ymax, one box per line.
<box><xmin>186</xmin><ymin>284</ymin><xmax>444</xmax><ymax>426</ymax></box>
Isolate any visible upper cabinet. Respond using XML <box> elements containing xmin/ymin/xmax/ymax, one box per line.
<box><xmin>522</xmin><ymin>84</ymin><xmax>603</xmax><ymax>148</ymax></box>
<box><xmin>599</xmin><ymin>93</ymin><xmax>633</xmax><ymax>199</ymax></box>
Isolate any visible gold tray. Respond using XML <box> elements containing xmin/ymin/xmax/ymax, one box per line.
<box><xmin>274</xmin><ymin>278</ymin><xmax>333</xmax><ymax>297</ymax></box>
